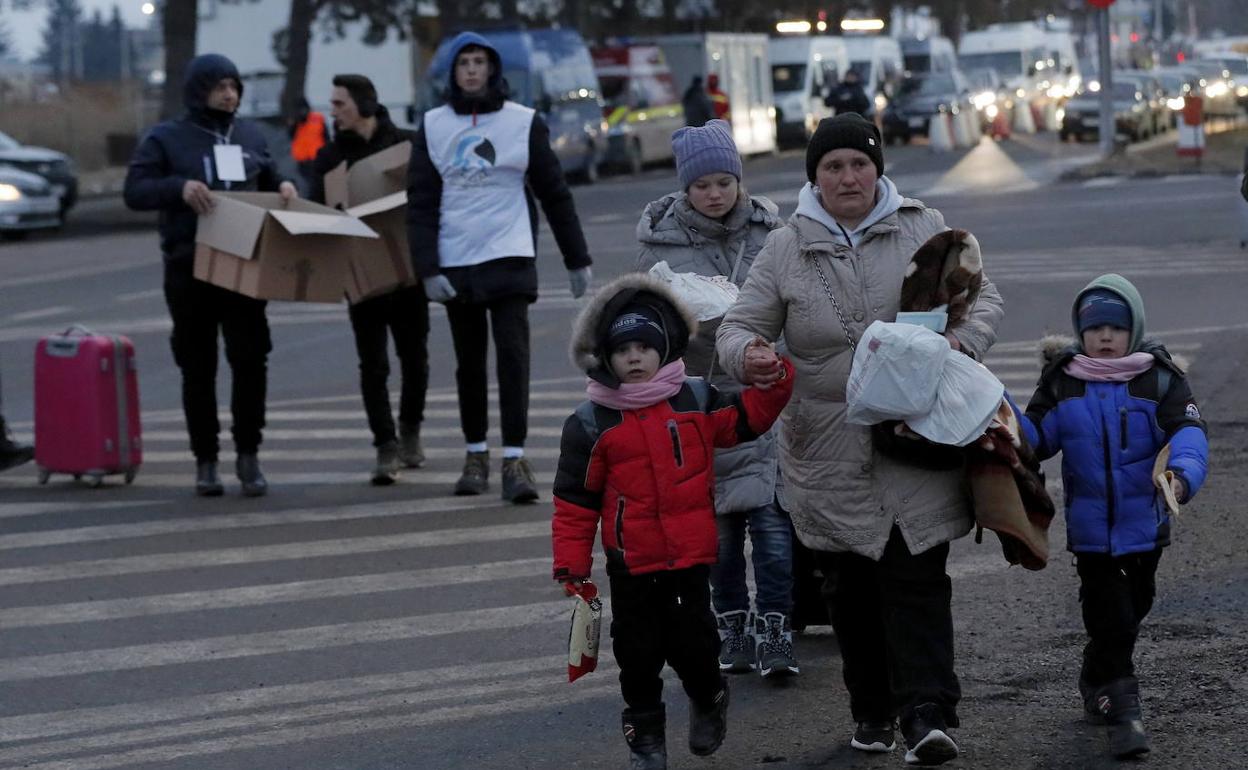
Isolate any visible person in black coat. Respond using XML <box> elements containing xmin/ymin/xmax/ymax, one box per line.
<box><xmin>124</xmin><ymin>53</ymin><xmax>296</xmax><ymax>498</ymax></box>
<box><xmin>406</xmin><ymin>31</ymin><xmax>593</xmax><ymax>504</ymax></box>
<box><xmin>310</xmin><ymin>74</ymin><xmax>430</xmax><ymax>486</ymax></box>
<box><xmin>682</xmin><ymin>76</ymin><xmax>715</xmax><ymax>127</ymax></box>
<box><xmin>827</xmin><ymin>69</ymin><xmax>872</xmax><ymax>117</ymax></box>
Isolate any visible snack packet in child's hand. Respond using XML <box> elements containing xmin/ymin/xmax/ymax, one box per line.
<box><xmin>567</xmin><ymin>580</ymin><xmax>601</xmax><ymax>682</ymax></box>
<box><xmin>1152</xmin><ymin>444</ymin><xmax>1180</xmax><ymax>517</ymax></box>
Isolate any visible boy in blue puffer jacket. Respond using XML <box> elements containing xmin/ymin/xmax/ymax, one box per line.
<box><xmin>1017</xmin><ymin>273</ymin><xmax>1208</xmax><ymax>761</ymax></box>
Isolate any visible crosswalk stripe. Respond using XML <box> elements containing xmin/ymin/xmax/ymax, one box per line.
<box><xmin>133</xmin><ymin>426</ymin><xmax>567</xmax><ymax>441</ymax></box>
<box><xmin>0</xmin><ymin>470</ymin><xmax>558</xmax><ymax>489</ymax></box>
<box><xmin>0</xmin><ymin>600</ymin><xmax>569</xmax><ymax>682</ymax></box>
<box><xmin>0</xmin><ymin>558</ymin><xmax>551</xmax><ymax>628</ymax></box>
<box><xmin>132</xmin><ymin>446</ymin><xmax>564</xmax><ymax>463</ymax></box>
<box><xmin>0</xmin><ymin>500</ymin><xmax>164</xmax><ymax>521</ymax></box>
<box><xmin>0</xmin><ymin>520</ymin><xmax>550</xmax><ymax>587</ymax></box>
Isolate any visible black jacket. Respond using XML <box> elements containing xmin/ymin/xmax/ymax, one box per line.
<box><xmin>308</xmin><ymin>106</ymin><xmax>414</xmax><ymax>206</ymax></box>
<box><xmin>123</xmin><ymin>54</ymin><xmax>283</xmax><ymax>268</ymax></box>
<box><xmin>682</xmin><ymin>83</ymin><xmax>714</xmax><ymax>127</ymax></box>
<box><xmin>405</xmin><ymin>33</ymin><xmax>590</xmax><ymax>304</ymax></box>
<box><xmin>827</xmin><ymin>80</ymin><xmax>871</xmax><ymax>116</ymax></box>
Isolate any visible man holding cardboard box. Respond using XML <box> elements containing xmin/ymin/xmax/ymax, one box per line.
<box><xmin>407</xmin><ymin>31</ymin><xmax>593</xmax><ymax>504</ymax></box>
<box><xmin>311</xmin><ymin>75</ymin><xmax>429</xmax><ymax>486</ymax></box>
<box><xmin>124</xmin><ymin>53</ymin><xmax>297</xmax><ymax>497</ymax></box>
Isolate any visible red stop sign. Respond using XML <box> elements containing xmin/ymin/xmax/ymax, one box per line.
<box><xmin>1087</xmin><ymin>0</ymin><xmax>1115</xmax><ymax>7</ymax></box>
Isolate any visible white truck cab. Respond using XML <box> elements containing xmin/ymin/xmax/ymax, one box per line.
<box><xmin>769</xmin><ymin>36</ymin><xmax>850</xmax><ymax>144</ymax></box>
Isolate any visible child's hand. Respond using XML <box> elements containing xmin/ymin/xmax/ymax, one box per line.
<box><xmin>743</xmin><ymin>336</ymin><xmax>781</xmax><ymax>389</ymax></box>
<box><xmin>561</xmin><ymin>579</ymin><xmax>585</xmax><ymax>597</ymax></box>
<box><xmin>1169</xmin><ymin>475</ymin><xmax>1187</xmax><ymax>505</ymax></box>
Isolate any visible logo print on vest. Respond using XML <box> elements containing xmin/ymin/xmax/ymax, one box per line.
<box><xmin>448</xmin><ymin>135</ymin><xmax>496</xmax><ymax>185</ymax></box>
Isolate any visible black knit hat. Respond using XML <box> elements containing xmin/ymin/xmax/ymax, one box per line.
<box><xmin>805</xmin><ymin>112</ymin><xmax>884</xmax><ymax>182</ymax></box>
<box><xmin>332</xmin><ymin>74</ymin><xmax>379</xmax><ymax>118</ymax></box>
<box><xmin>607</xmin><ymin>304</ymin><xmax>668</xmax><ymax>360</ymax></box>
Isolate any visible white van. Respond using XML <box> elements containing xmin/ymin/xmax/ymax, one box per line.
<box><xmin>769</xmin><ymin>36</ymin><xmax>850</xmax><ymax>144</ymax></box>
<box><xmin>900</xmin><ymin>36</ymin><xmax>957</xmax><ymax>75</ymax></box>
<box><xmin>840</xmin><ymin>35</ymin><xmax>905</xmax><ymax>117</ymax></box>
<box><xmin>957</xmin><ymin>23</ymin><xmax>1049</xmax><ymax>100</ymax></box>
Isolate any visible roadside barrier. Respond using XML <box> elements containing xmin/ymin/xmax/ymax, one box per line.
<box><xmin>1013</xmin><ymin>98</ymin><xmax>1037</xmax><ymax>134</ymax></box>
<box><xmin>929</xmin><ymin>111</ymin><xmax>955</xmax><ymax>151</ymax></box>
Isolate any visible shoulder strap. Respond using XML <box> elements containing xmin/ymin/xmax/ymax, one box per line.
<box><xmin>574</xmin><ymin>401</ymin><xmax>600</xmax><ymax>445</ymax></box>
<box><xmin>685</xmin><ymin>378</ymin><xmax>712</xmax><ymax>412</ymax></box>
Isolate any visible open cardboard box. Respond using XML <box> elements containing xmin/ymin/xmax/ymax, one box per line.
<box><xmin>323</xmin><ymin>141</ymin><xmax>416</xmax><ymax>303</ymax></box>
<box><xmin>194</xmin><ymin>192</ymin><xmax>377</xmax><ymax>303</ymax></box>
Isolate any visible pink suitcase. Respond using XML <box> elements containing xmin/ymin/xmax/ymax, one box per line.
<box><xmin>34</xmin><ymin>326</ymin><xmax>142</xmax><ymax>487</ymax></box>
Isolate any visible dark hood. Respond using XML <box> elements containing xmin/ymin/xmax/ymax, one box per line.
<box><xmin>183</xmin><ymin>53</ymin><xmax>243</xmax><ymax>123</ymax></box>
<box><xmin>443</xmin><ymin>31</ymin><xmax>506</xmax><ymax>114</ymax></box>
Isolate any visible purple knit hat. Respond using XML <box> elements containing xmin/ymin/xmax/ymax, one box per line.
<box><xmin>671</xmin><ymin>119</ymin><xmax>742</xmax><ymax>189</ymax></box>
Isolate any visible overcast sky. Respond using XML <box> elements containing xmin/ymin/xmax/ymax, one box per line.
<box><xmin>3</xmin><ymin>1</ymin><xmax>154</xmax><ymax>62</ymax></box>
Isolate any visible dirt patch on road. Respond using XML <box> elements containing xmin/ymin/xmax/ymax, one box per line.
<box><xmin>1062</xmin><ymin>124</ymin><xmax>1248</xmax><ymax>179</ymax></box>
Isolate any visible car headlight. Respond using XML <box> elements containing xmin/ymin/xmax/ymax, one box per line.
<box><xmin>1166</xmin><ymin>97</ymin><xmax>1186</xmax><ymax>110</ymax></box>
<box><xmin>985</xmin><ymin>104</ymin><xmax>999</xmax><ymax>119</ymax></box>
<box><xmin>0</xmin><ymin>183</ymin><xmax>21</xmax><ymax>202</ymax></box>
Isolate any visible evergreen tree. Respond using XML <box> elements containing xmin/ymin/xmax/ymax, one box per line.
<box><xmin>36</xmin><ymin>0</ymin><xmax>84</xmax><ymax>82</ymax></box>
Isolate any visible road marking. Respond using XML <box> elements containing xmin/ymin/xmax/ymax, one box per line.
<box><xmin>132</xmin><ymin>446</ymin><xmax>563</xmax><ymax>463</ymax></box>
<box><xmin>7</xmin><ymin>305</ymin><xmax>72</xmax><ymax>322</ymax></box>
<box><xmin>1082</xmin><ymin>176</ymin><xmax>1125</xmax><ymax>188</ymax></box>
<box><xmin>113</xmin><ymin>288</ymin><xmax>165</xmax><ymax>303</ymax></box>
<box><xmin>0</xmin><ymin>520</ymin><xmax>551</xmax><ymax>586</ymax></box>
<box><xmin>0</xmin><ymin>500</ymin><xmax>164</xmax><ymax>520</ymax></box>
<box><xmin>0</xmin><ymin>468</ymin><xmax>558</xmax><ymax>489</ymax></box>
<box><xmin>0</xmin><ymin>557</ymin><xmax>551</xmax><ymax>627</ymax></box>
<box><xmin>0</xmin><ymin>600</ymin><xmax>569</xmax><ymax>682</ymax></box>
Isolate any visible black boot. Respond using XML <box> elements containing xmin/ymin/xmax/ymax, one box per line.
<box><xmin>1093</xmin><ymin>678</ymin><xmax>1150</xmax><ymax>759</ymax></box>
<box><xmin>688</xmin><ymin>679</ymin><xmax>729</xmax><ymax>756</ymax></box>
<box><xmin>622</xmin><ymin>704</ymin><xmax>666</xmax><ymax>770</ymax></box>
<box><xmin>235</xmin><ymin>453</ymin><xmax>268</xmax><ymax>497</ymax></box>
<box><xmin>195</xmin><ymin>461</ymin><xmax>224</xmax><ymax>497</ymax></box>
<box><xmin>0</xmin><ymin>434</ymin><xmax>34</xmax><ymax>473</ymax></box>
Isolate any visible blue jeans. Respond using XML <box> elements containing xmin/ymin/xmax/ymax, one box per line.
<box><xmin>709</xmin><ymin>500</ymin><xmax>793</xmax><ymax>616</ymax></box>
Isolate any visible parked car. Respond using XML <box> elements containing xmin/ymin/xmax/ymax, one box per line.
<box><xmin>425</xmin><ymin>28</ymin><xmax>607</xmax><ymax>184</ymax></box>
<box><xmin>1197</xmin><ymin>54</ymin><xmax>1248</xmax><ymax>108</ymax></box>
<box><xmin>0</xmin><ymin>165</ymin><xmax>62</xmax><ymax>241</ymax></box>
<box><xmin>881</xmin><ymin>70</ymin><xmax>973</xmax><ymax>144</ymax></box>
<box><xmin>1059</xmin><ymin>82</ymin><xmax>1150</xmax><ymax>142</ymax></box>
<box><xmin>1153</xmin><ymin>67</ymin><xmax>1202</xmax><ymax>127</ymax></box>
<box><xmin>964</xmin><ymin>67</ymin><xmax>1016</xmax><ymax>133</ymax></box>
<box><xmin>591</xmin><ymin>43</ymin><xmax>684</xmax><ymax>174</ymax></box>
<box><xmin>1115</xmin><ymin>71</ymin><xmax>1167</xmax><ymax>136</ymax></box>
<box><xmin>0</xmin><ymin>130</ymin><xmax>77</xmax><ymax>217</ymax></box>
<box><xmin>1185</xmin><ymin>60</ymin><xmax>1239</xmax><ymax>117</ymax></box>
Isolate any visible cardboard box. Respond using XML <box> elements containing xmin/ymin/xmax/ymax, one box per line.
<box><xmin>194</xmin><ymin>192</ymin><xmax>377</xmax><ymax>303</ymax></box>
<box><xmin>323</xmin><ymin>141</ymin><xmax>417</xmax><ymax>304</ymax></box>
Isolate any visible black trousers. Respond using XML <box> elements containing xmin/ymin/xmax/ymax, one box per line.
<box><xmin>816</xmin><ymin>527</ymin><xmax>961</xmax><ymax>732</ymax></box>
<box><xmin>348</xmin><ymin>285</ymin><xmax>430</xmax><ymax>447</ymax></box>
<box><xmin>1076</xmin><ymin>548</ymin><xmax>1163</xmax><ymax>688</ymax></box>
<box><xmin>444</xmin><ymin>295</ymin><xmax>529</xmax><ymax>447</ymax></box>
<box><xmin>164</xmin><ymin>274</ymin><xmax>271</xmax><ymax>462</ymax></box>
<box><xmin>609</xmin><ymin>565</ymin><xmax>723</xmax><ymax>711</ymax></box>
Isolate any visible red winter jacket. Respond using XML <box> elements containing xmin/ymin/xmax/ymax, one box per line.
<box><xmin>551</xmin><ymin>360</ymin><xmax>793</xmax><ymax>581</ymax></box>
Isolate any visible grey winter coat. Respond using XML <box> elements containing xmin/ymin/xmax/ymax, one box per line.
<box><xmin>715</xmin><ymin>196</ymin><xmax>1005</xmax><ymax>559</ymax></box>
<box><xmin>636</xmin><ymin>191</ymin><xmax>784</xmax><ymax>515</ymax></box>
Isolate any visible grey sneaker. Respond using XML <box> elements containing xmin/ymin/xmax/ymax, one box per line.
<box><xmin>753</xmin><ymin>612</ymin><xmax>799</xmax><ymax>678</ymax></box>
<box><xmin>235</xmin><ymin>453</ymin><xmax>268</xmax><ymax>498</ymax></box>
<box><xmin>501</xmin><ymin>456</ymin><xmax>538</xmax><ymax>503</ymax></box>
<box><xmin>851</xmin><ymin>720</ymin><xmax>897</xmax><ymax>752</ymax></box>
<box><xmin>454</xmin><ymin>451</ymin><xmax>489</xmax><ymax>495</ymax></box>
<box><xmin>716</xmin><ymin>610</ymin><xmax>754</xmax><ymax>673</ymax></box>
<box><xmin>371</xmin><ymin>442</ymin><xmax>400</xmax><ymax>486</ymax></box>
<box><xmin>398</xmin><ymin>424</ymin><xmax>425</xmax><ymax>468</ymax></box>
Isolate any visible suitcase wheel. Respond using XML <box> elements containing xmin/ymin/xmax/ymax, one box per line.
<box><xmin>37</xmin><ymin>467</ymin><xmax>50</xmax><ymax>485</ymax></box>
<box><xmin>85</xmin><ymin>474</ymin><xmax>104</xmax><ymax>489</ymax></box>
<box><xmin>73</xmin><ymin>474</ymin><xmax>81</xmax><ymax>481</ymax></box>
<box><xmin>124</xmin><ymin>468</ymin><xmax>137</xmax><ymax>485</ymax></box>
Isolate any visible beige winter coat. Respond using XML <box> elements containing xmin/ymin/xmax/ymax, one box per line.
<box><xmin>635</xmin><ymin>191</ymin><xmax>784</xmax><ymax>515</ymax></box>
<box><xmin>716</xmin><ymin>197</ymin><xmax>1005</xmax><ymax>559</ymax></box>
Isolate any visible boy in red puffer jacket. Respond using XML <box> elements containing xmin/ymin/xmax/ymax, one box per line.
<box><xmin>552</xmin><ymin>273</ymin><xmax>793</xmax><ymax>770</ymax></box>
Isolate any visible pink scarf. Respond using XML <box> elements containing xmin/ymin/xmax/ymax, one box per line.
<box><xmin>1063</xmin><ymin>352</ymin><xmax>1155</xmax><ymax>382</ymax></box>
<box><xmin>586</xmin><ymin>360</ymin><xmax>687</xmax><ymax>410</ymax></box>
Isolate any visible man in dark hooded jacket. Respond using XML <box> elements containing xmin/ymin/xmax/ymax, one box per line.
<box><xmin>310</xmin><ymin>74</ymin><xmax>429</xmax><ymax>486</ymax></box>
<box><xmin>407</xmin><ymin>31</ymin><xmax>593</xmax><ymax>504</ymax></box>
<box><xmin>124</xmin><ymin>53</ymin><xmax>296</xmax><ymax>498</ymax></box>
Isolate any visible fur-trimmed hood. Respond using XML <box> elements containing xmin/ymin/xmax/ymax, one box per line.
<box><xmin>570</xmin><ymin>273</ymin><xmax>700</xmax><ymax>388</ymax></box>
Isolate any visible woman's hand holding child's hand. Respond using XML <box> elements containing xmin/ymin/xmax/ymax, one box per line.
<box><xmin>561</xmin><ymin>579</ymin><xmax>585</xmax><ymax>597</ymax></box>
<box><xmin>743</xmin><ymin>336</ymin><xmax>782</xmax><ymax>389</ymax></box>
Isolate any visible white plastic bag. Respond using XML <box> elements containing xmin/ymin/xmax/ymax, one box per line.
<box><xmin>846</xmin><ymin>321</ymin><xmax>947</xmax><ymax>425</ymax></box>
<box><xmin>567</xmin><ymin>581</ymin><xmax>602</xmax><ymax>682</ymax></box>
<box><xmin>646</xmin><ymin>261</ymin><xmax>740</xmax><ymax>321</ymax></box>
<box><xmin>907</xmin><ymin>353</ymin><xmax>1005</xmax><ymax>446</ymax></box>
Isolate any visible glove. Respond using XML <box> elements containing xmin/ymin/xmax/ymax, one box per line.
<box><xmin>568</xmin><ymin>266</ymin><xmax>592</xmax><ymax>299</ymax></box>
<box><xmin>422</xmin><ymin>274</ymin><xmax>457</xmax><ymax>303</ymax></box>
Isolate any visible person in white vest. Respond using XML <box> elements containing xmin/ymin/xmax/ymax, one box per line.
<box><xmin>407</xmin><ymin>31</ymin><xmax>594</xmax><ymax>504</ymax></box>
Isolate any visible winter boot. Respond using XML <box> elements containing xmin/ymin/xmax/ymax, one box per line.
<box><xmin>501</xmin><ymin>456</ymin><xmax>538</xmax><ymax>503</ymax></box>
<box><xmin>371</xmin><ymin>441</ymin><xmax>400</xmax><ymax>486</ymax></box>
<box><xmin>621</xmin><ymin>704</ymin><xmax>667</xmax><ymax>770</ymax></box>
<box><xmin>454</xmin><ymin>451</ymin><xmax>489</xmax><ymax>495</ymax></box>
<box><xmin>688</xmin><ymin>679</ymin><xmax>729</xmax><ymax>756</ymax></box>
<box><xmin>0</xmin><ymin>419</ymin><xmax>33</xmax><ymax>473</ymax></box>
<box><xmin>902</xmin><ymin>702</ymin><xmax>959</xmax><ymax>766</ymax></box>
<box><xmin>194</xmin><ymin>461</ymin><xmax>224</xmax><ymax>497</ymax></box>
<box><xmin>398</xmin><ymin>423</ymin><xmax>425</xmax><ymax>468</ymax></box>
<box><xmin>752</xmin><ymin>612</ymin><xmax>799</xmax><ymax>678</ymax></box>
<box><xmin>716</xmin><ymin>610</ymin><xmax>754</xmax><ymax>673</ymax></box>
<box><xmin>235</xmin><ymin>453</ymin><xmax>268</xmax><ymax>497</ymax></box>
<box><xmin>1092</xmin><ymin>678</ymin><xmax>1150</xmax><ymax>759</ymax></box>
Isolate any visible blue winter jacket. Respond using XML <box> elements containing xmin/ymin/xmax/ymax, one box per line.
<box><xmin>123</xmin><ymin>54</ymin><xmax>283</xmax><ymax>269</ymax></box>
<box><xmin>1019</xmin><ymin>342</ymin><xmax>1208</xmax><ymax>556</ymax></box>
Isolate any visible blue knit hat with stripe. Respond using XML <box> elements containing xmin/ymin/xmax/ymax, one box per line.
<box><xmin>672</xmin><ymin>119</ymin><xmax>742</xmax><ymax>190</ymax></box>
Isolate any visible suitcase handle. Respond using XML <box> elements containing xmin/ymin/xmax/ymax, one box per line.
<box><xmin>45</xmin><ymin>325</ymin><xmax>96</xmax><ymax>358</ymax></box>
<box><xmin>60</xmin><ymin>324</ymin><xmax>96</xmax><ymax>337</ymax></box>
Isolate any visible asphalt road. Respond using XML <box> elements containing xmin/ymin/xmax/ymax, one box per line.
<box><xmin>0</xmin><ymin>132</ymin><xmax>1245</xmax><ymax>769</ymax></box>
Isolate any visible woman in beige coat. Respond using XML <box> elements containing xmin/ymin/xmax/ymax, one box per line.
<box><xmin>715</xmin><ymin>113</ymin><xmax>1004</xmax><ymax>766</ymax></box>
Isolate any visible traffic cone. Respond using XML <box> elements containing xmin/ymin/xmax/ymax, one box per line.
<box><xmin>951</xmin><ymin>109</ymin><xmax>972</xmax><ymax>147</ymax></box>
<box><xmin>928</xmin><ymin>112</ymin><xmax>954</xmax><ymax>151</ymax></box>
<box><xmin>1013</xmin><ymin>98</ymin><xmax>1036</xmax><ymax>134</ymax></box>
<box><xmin>991</xmin><ymin>108</ymin><xmax>1011</xmax><ymax>140</ymax></box>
